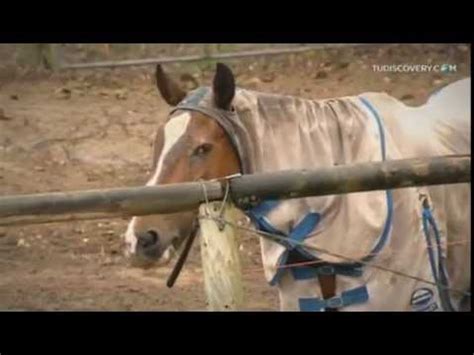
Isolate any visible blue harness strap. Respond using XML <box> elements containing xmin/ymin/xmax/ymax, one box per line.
<box><xmin>247</xmin><ymin>201</ymin><xmax>322</xmax><ymax>285</ymax></box>
<box><xmin>291</xmin><ymin>263</ymin><xmax>363</xmax><ymax>280</ymax></box>
<box><xmin>358</xmin><ymin>97</ymin><xmax>393</xmax><ymax>264</ymax></box>
<box><xmin>250</xmin><ymin>201</ymin><xmax>365</xmax><ymax>286</ymax></box>
<box><xmin>422</xmin><ymin>208</ymin><xmax>439</xmax><ymax>282</ymax></box>
<box><xmin>247</xmin><ymin>200</ymin><xmax>321</xmax><ymax>249</ymax></box>
<box><xmin>286</xmin><ymin>213</ymin><xmax>321</xmax><ymax>249</ymax></box>
<box><xmin>246</xmin><ymin>200</ymin><xmax>286</xmax><ymax>239</ymax></box>
<box><xmin>421</xmin><ymin>204</ymin><xmax>456</xmax><ymax>311</ymax></box>
<box><xmin>299</xmin><ymin>285</ymin><xmax>369</xmax><ymax>311</ymax></box>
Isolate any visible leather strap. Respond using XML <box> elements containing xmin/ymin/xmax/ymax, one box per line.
<box><xmin>318</xmin><ymin>273</ymin><xmax>338</xmax><ymax>312</ymax></box>
<box><xmin>288</xmin><ymin>250</ymin><xmax>339</xmax><ymax>311</ymax></box>
<box><xmin>170</xmin><ymin>105</ymin><xmax>251</xmax><ymax>174</ymax></box>
<box><xmin>166</xmin><ymin>221</ymin><xmax>199</xmax><ymax>288</ymax></box>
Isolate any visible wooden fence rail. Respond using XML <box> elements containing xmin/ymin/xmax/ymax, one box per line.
<box><xmin>0</xmin><ymin>155</ymin><xmax>469</xmax><ymax>227</ymax></box>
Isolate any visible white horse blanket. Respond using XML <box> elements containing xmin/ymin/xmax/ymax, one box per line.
<box><xmin>192</xmin><ymin>78</ymin><xmax>471</xmax><ymax>311</ymax></box>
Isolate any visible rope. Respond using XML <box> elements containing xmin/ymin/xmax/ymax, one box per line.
<box><xmin>240</xmin><ymin>240</ymin><xmax>471</xmax><ymax>280</ymax></box>
<box><xmin>198</xmin><ymin>179</ymin><xmax>211</xmax><ymax>216</ymax></box>
<box><xmin>215</xmin><ymin>180</ymin><xmax>232</xmax><ymax>231</ymax></box>
<box><xmin>197</xmin><ymin>214</ymin><xmax>471</xmax><ymax>298</ymax></box>
<box><xmin>218</xmin><ymin>179</ymin><xmax>231</xmax><ymax>218</ymax></box>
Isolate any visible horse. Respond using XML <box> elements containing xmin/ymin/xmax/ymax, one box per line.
<box><xmin>124</xmin><ymin>63</ymin><xmax>471</xmax><ymax>311</ymax></box>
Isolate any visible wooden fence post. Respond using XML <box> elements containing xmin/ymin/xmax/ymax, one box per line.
<box><xmin>199</xmin><ymin>202</ymin><xmax>244</xmax><ymax>311</ymax></box>
<box><xmin>34</xmin><ymin>44</ymin><xmax>59</xmax><ymax>70</ymax></box>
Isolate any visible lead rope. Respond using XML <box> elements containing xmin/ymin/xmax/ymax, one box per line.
<box><xmin>166</xmin><ymin>220</ymin><xmax>199</xmax><ymax>288</ymax></box>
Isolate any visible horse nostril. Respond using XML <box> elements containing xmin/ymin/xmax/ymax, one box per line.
<box><xmin>147</xmin><ymin>230</ymin><xmax>159</xmax><ymax>244</ymax></box>
<box><xmin>137</xmin><ymin>230</ymin><xmax>160</xmax><ymax>249</ymax></box>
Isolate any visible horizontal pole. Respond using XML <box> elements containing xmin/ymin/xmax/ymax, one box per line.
<box><xmin>59</xmin><ymin>44</ymin><xmax>369</xmax><ymax>70</ymax></box>
<box><xmin>230</xmin><ymin>154</ymin><xmax>471</xmax><ymax>204</ymax></box>
<box><xmin>0</xmin><ymin>155</ymin><xmax>470</xmax><ymax>226</ymax></box>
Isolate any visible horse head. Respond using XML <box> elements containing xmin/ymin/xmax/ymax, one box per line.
<box><xmin>124</xmin><ymin>63</ymin><xmax>241</xmax><ymax>267</ymax></box>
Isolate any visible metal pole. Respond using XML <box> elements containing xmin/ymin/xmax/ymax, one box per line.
<box><xmin>0</xmin><ymin>155</ymin><xmax>469</xmax><ymax>226</ymax></box>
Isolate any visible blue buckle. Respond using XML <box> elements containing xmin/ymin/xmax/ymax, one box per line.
<box><xmin>299</xmin><ymin>298</ymin><xmax>325</xmax><ymax>312</ymax></box>
<box><xmin>291</xmin><ymin>263</ymin><xmax>363</xmax><ymax>281</ymax></box>
<box><xmin>298</xmin><ymin>285</ymin><xmax>369</xmax><ymax>311</ymax></box>
<box><xmin>326</xmin><ymin>297</ymin><xmax>344</xmax><ymax>308</ymax></box>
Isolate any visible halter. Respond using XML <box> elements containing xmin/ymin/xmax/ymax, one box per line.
<box><xmin>168</xmin><ymin>87</ymin><xmax>251</xmax><ymax>174</ymax></box>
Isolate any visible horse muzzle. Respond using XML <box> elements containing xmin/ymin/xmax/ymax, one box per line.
<box><xmin>129</xmin><ymin>230</ymin><xmax>164</xmax><ymax>268</ymax></box>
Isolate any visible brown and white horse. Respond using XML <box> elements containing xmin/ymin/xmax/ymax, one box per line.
<box><xmin>124</xmin><ymin>64</ymin><xmax>241</xmax><ymax>265</ymax></box>
<box><xmin>124</xmin><ymin>63</ymin><xmax>470</xmax><ymax>311</ymax></box>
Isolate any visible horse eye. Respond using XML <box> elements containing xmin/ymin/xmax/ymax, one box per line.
<box><xmin>192</xmin><ymin>143</ymin><xmax>213</xmax><ymax>157</ymax></box>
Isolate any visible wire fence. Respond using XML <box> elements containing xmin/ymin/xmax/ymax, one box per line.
<box><xmin>56</xmin><ymin>44</ymin><xmax>371</xmax><ymax>70</ymax></box>
<box><xmin>0</xmin><ymin>43</ymin><xmax>372</xmax><ymax>71</ymax></box>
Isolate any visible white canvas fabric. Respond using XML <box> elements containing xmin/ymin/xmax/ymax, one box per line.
<box><xmin>183</xmin><ymin>78</ymin><xmax>471</xmax><ymax>311</ymax></box>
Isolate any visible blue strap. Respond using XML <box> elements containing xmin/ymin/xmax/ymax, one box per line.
<box><xmin>247</xmin><ymin>201</ymin><xmax>321</xmax><ymax>249</ymax></box>
<box><xmin>268</xmin><ymin>213</ymin><xmax>321</xmax><ymax>285</ymax></box>
<box><xmin>291</xmin><ymin>263</ymin><xmax>363</xmax><ymax>280</ymax></box>
<box><xmin>248</xmin><ymin>200</ymin><xmax>323</xmax><ymax>286</ymax></box>
<box><xmin>247</xmin><ymin>200</ymin><xmax>285</xmax><ymax>236</ymax></box>
<box><xmin>299</xmin><ymin>285</ymin><xmax>369</xmax><ymax>311</ymax></box>
<box><xmin>358</xmin><ymin>97</ymin><xmax>393</xmax><ymax>264</ymax></box>
<box><xmin>269</xmin><ymin>252</ymin><xmax>290</xmax><ymax>286</ymax></box>
<box><xmin>422</xmin><ymin>208</ymin><xmax>439</xmax><ymax>282</ymax></box>
<box><xmin>421</xmin><ymin>205</ymin><xmax>456</xmax><ymax>311</ymax></box>
<box><xmin>254</xmin><ymin>217</ymin><xmax>286</xmax><ymax>239</ymax></box>
<box><xmin>248</xmin><ymin>200</ymin><xmax>280</xmax><ymax>219</ymax></box>
<box><xmin>249</xmin><ymin>200</ymin><xmax>363</xmax><ymax>284</ymax></box>
<box><xmin>287</xmin><ymin>213</ymin><xmax>321</xmax><ymax>249</ymax></box>
<box><xmin>359</xmin><ymin>97</ymin><xmax>387</xmax><ymax>160</ymax></box>
<box><xmin>361</xmin><ymin>190</ymin><xmax>393</xmax><ymax>263</ymax></box>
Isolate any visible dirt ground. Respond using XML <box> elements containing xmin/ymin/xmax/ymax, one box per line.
<box><xmin>0</xmin><ymin>44</ymin><xmax>470</xmax><ymax>310</ymax></box>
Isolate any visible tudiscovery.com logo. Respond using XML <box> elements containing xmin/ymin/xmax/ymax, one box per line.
<box><xmin>372</xmin><ymin>63</ymin><xmax>457</xmax><ymax>73</ymax></box>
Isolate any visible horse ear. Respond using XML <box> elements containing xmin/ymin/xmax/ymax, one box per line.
<box><xmin>155</xmin><ymin>64</ymin><xmax>187</xmax><ymax>106</ymax></box>
<box><xmin>212</xmin><ymin>63</ymin><xmax>235</xmax><ymax>110</ymax></box>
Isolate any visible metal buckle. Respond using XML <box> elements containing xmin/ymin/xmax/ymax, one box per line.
<box><xmin>326</xmin><ymin>297</ymin><xmax>344</xmax><ymax>308</ymax></box>
<box><xmin>318</xmin><ymin>265</ymin><xmax>335</xmax><ymax>275</ymax></box>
